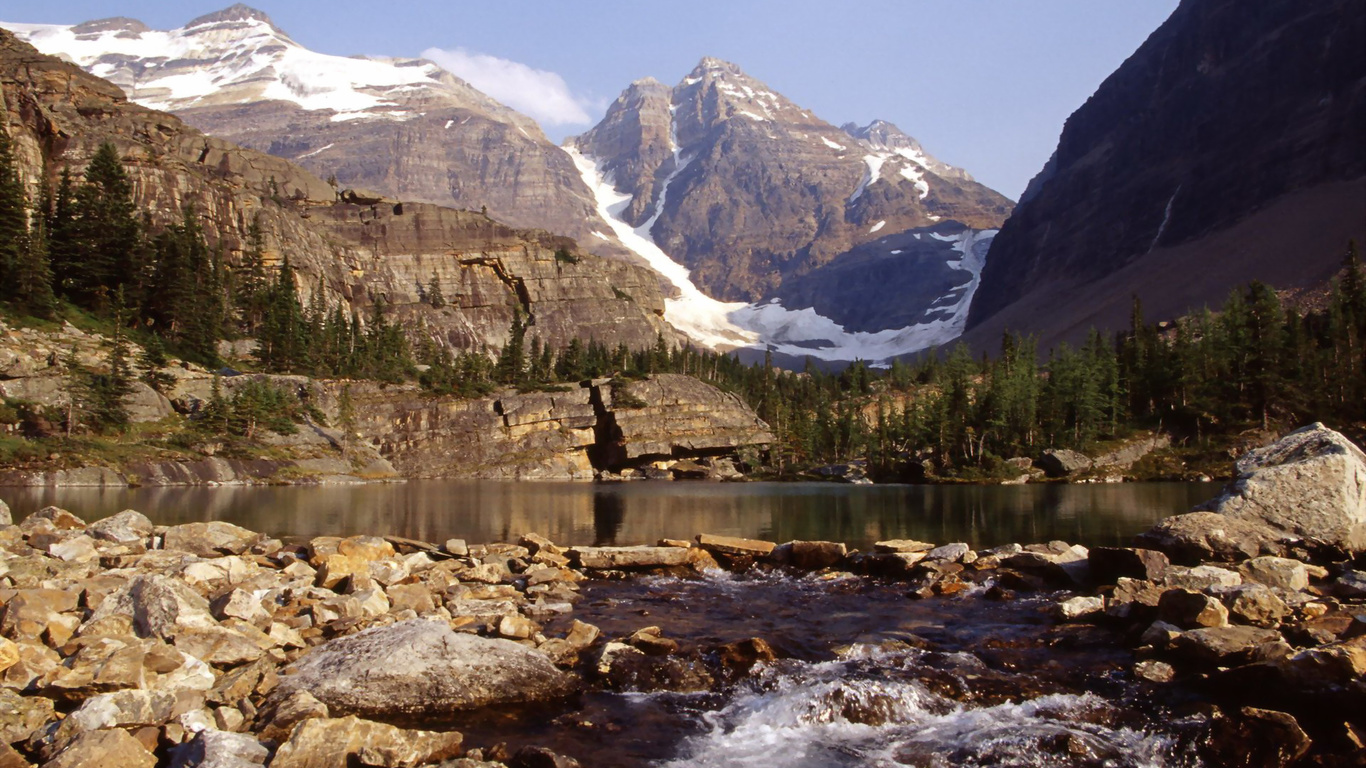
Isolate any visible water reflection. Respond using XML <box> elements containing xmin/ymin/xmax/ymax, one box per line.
<box><xmin>0</xmin><ymin>481</ymin><xmax>1217</xmax><ymax>550</ymax></box>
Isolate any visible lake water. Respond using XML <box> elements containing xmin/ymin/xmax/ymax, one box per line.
<box><xmin>1</xmin><ymin>480</ymin><xmax>1218</xmax><ymax>550</ymax></box>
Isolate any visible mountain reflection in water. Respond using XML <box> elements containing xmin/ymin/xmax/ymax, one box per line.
<box><xmin>2</xmin><ymin>481</ymin><xmax>1216</xmax><ymax>550</ymax></box>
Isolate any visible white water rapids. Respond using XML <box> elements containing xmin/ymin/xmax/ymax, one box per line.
<box><xmin>658</xmin><ymin>645</ymin><xmax>1182</xmax><ymax>768</ymax></box>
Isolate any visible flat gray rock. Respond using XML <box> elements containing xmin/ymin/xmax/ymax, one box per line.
<box><xmin>275</xmin><ymin>619</ymin><xmax>575</xmax><ymax>716</ymax></box>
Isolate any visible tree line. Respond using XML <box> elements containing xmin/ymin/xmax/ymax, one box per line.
<box><xmin>3</xmin><ymin>132</ymin><xmax>1362</xmax><ymax>470</ymax></box>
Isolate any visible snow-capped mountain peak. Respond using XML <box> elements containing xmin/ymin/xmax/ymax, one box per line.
<box><xmin>4</xmin><ymin>5</ymin><xmax>533</xmax><ymax>128</ymax></box>
<box><xmin>843</xmin><ymin>120</ymin><xmax>974</xmax><ymax>182</ymax></box>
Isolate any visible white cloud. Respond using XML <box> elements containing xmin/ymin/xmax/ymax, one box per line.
<box><xmin>421</xmin><ymin>46</ymin><xmax>592</xmax><ymax>126</ymax></box>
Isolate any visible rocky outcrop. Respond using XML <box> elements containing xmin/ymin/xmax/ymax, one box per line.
<box><xmin>326</xmin><ymin>373</ymin><xmax>773</xmax><ymax>480</ymax></box>
<box><xmin>966</xmin><ymin>0</ymin><xmax>1366</xmax><ymax>352</ymax></box>
<box><xmin>0</xmin><ymin>28</ymin><xmax>676</xmax><ymax>360</ymax></box>
<box><xmin>1138</xmin><ymin>424</ymin><xmax>1366</xmax><ymax>560</ymax></box>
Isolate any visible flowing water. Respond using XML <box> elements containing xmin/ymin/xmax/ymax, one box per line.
<box><xmin>1</xmin><ymin>480</ymin><xmax>1218</xmax><ymax>765</ymax></box>
<box><xmin>0</xmin><ymin>480</ymin><xmax>1216</xmax><ymax>551</ymax></box>
<box><xmin>455</xmin><ymin>570</ymin><xmax>1202</xmax><ymax>767</ymax></box>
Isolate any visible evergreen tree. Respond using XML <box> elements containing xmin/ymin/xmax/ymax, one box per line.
<box><xmin>495</xmin><ymin>311</ymin><xmax>527</xmax><ymax>385</ymax></box>
<box><xmin>426</xmin><ymin>272</ymin><xmax>446</xmax><ymax>309</ymax></box>
<box><xmin>67</xmin><ymin>142</ymin><xmax>143</xmax><ymax>311</ymax></box>
<box><xmin>0</xmin><ymin>129</ymin><xmax>26</xmax><ymax>290</ymax></box>
<box><xmin>13</xmin><ymin>216</ymin><xmax>56</xmax><ymax>319</ymax></box>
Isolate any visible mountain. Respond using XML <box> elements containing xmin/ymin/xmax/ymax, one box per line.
<box><xmin>0</xmin><ymin>28</ymin><xmax>678</xmax><ymax>358</ymax></box>
<box><xmin>572</xmin><ymin>58</ymin><xmax>1012</xmax><ymax>303</ymax></box>
<box><xmin>568</xmin><ymin>58</ymin><xmax>1013</xmax><ymax>361</ymax></box>
<box><xmin>3</xmin><ymin>5</ymin><xmax>630</xmax><ymax>260</ymax></box>
<box><xmin>965</xmin><ymin>0</ymin><xmax>1366</xmax><ymax>351</ymax></box>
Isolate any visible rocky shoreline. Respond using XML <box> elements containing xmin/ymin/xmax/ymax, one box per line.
<box><xmin>0</xmin><ymin>423</ymin><xmax>1359</xmax><ymax>766</ymax></box>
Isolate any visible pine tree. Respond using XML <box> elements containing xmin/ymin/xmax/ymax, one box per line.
<box><xmin>44</xmin><ymin>168</ymin><xmax>78</xmax><ymax>300</ymax></box>
<box><xmin>495</xmin><ymin>311</ymin><xmax>526</xmax><ymax>385</ymax></box>
<box><xmin>0</xmin><ymin>129</ymin><xmax>27</xmax><ymax>291</ymax></box>
<box><xmin>426</xmin><ymin>272</ymin><xmax>446</xmax><ymax>309</ymax></box>
<box><xmin>69</xmin><ymin>142</ymin><xmax>143</xmax><ymax>311</ymax></box>
<box><xmin>13</xmin><ymin>216</ymin><xmax>56</xmax><ymax>319</ymax></box>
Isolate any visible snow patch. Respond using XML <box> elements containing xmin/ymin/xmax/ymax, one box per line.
<box><xmin>820</xmin><ymin>137</ymin><xmax>846</xmax><ymax>151</ymax></box>
<box><xmin>869</xmin><ymin>220</ymin><xmax>886</xmax><ymax>234</ymax></box>
<box><xmin>297</xmin><ymin>143</ymin><xmax>335</xmax><ymax>160</ymax></box>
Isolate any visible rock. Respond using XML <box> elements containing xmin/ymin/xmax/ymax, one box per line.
<box><xmin>1087</xmin><ymin>547</ymin><xmax>1169</xmax><ymax>583</ymax></box>
<box><xmin>87</xmin><ymin>510</ymin><xmax>154</xmax><ymax>544</ymax></box>
<box><xmin>268</xmin><ymin>716</ymin><xmax>463</xmax><ymax>768</ymax></box>
<box><xmin>1204</xmin><ymin>708</ymin><xmax>1312</xmax><ymax>768</ymax></box>
<box><xmin>788</xmin><ymin>541</ymin><xmax>847</xmax><ymax>569</ymax></box>
<box><xmin>1171</xmin><ymin>626</ymin><xmax>1283</xmax><ymax>666</ymax></box>
<box><xmin>168</xmin><ymin>728</ymin><xmax>269</xmax><ymax>767</ymax></box>
<box><xmin>53</xmin><ymin>689</ymin><xmax>189</xmax><ymax>750</ymax></box>
<box><xmin>85</xmin><ymin>575</ymin><xmax>215</xmax><ymax>640</ymax></box>
<box><xmin>261</xmin><ymin>690</ymin><xmax>329</xmax><ymax>742</ymax></box>
<box><xmin>443</xmin><ymin>539</ymin><xmax>468</xmax><ymax>557</ymax></box>
<box><xmin>1219</xmin><ymin>584</ymin><xmax>1289</xmax><ymax>628</ymax></box>
<box><xmin>174</xmin><ymin>626</ymin><xmax>266</xmax><ymax>666</ymax></box>
<box><xmin>0</xmin><ymin>589</ymin><xmax>80</xmax><ymax>641</ymax></box>
<box><xmin>1037</xmin><ymin>449</ymin><xmax>1093</xmax><ymax>478</ymax></box>
<box><xmin>695</xmin><ymin>534</ymin><xmax>775</xmax><ymax>557</ymax></box>
<box><xmin>925</xmin><ymin>543</ymin><xmax>970</xmax><ymax>562</ymax></box>
<box><xmin>19</xmin><ymin>507</ymin><xmax>85</xmax><ymax>531</ymax></box>
<box><xmin>1164</xmin><ymin>565</ymin><xmax>1243</xmax><ymax>591</ymax></box>
<box><xmin>1277</xmin><ymin>638</ymin><xmax>1366</xmax><ymax>692</ymax></box>
<box><xmin>1106</xmin><ymin>577</ymin><xmax>1164</xmax><ymax>620</ymax></box>
<box><xmin>0</xmin><ymin>641</ymin><xmax>19</xmax><ymax>674</ymax></box>
<box><xmin>1336</xmin><ymin>569</ymin><xmax>1366</xmax><ymax>598</ymax></box>
<box><xmin>1158</xmin><ymin>590</ymin><xmax>1230</xmax><ymax>629</ymax></box>
<box><xmin>509</xmin><ymin>746</ymin><xmax>584</xmax><ymax>768</ymax></box>
<box><xmin>0</xmin><ymin>688</ymin><xmax>54</xmax><ymax>743</ymax></box>
<box><xmin>335</xmin><ymin>536</ymin><xmax>395</xmax><ymax>562</ymax></box>
<box><xmin>0</xmin><ymin>744</ymin><xmax>30</xmax><ymax>768</ymax></box>
<box><xmin>274</xmin><ymin>619</ymin><xmax>574</xmax><ymax>716</ymax></box>
<box><xmin>46</xmin><ymin>537</ymin><xmax>97</xmax><ymax>564</ymax></box>
<box><xmin>0</xmin><ymin>500</ymin><xmax>9</xmax><ymax>527</ymax></box>
<box><xmin>1133</xmin><ymin>660</ymin><xmax>1176</xmax><ymax>683</ymax></box>
<box><xmin>1137</xmin><ymin>511</ymin><xmax>1287</xmax><ymax>564</ymax></box>
<box><xmin>497</xmin><ymin>615</ymin><xmax>535</xmax><ymax>640</ymax></box>
<box><xmin>1202</xmin><ymin>423</ymin><xmax>1366</xmax><ymax>552</ymax></box>
<box><xmin>162</xmin><ymin>523</ymin><xmax>261</xmax><ymax>557</ymax></box>
<box><xmin>1053</xmin><ymin>596</ymin><xmax>1104</xmax><ymax>622</ymax></box>
<box><xmin>43</xmin><ymin>729</ymin><xmax>156</xmax><ymax>768</ymax></box>
<box><xmin>873</xmin><ymin>540</ymin><xmax>935</xmax><ymax>554</ymax></box>
<box><xmin>1238</xmin><ymin>557</ymin><xmax>1309</xmax><ymax>592</ymax></box>
<box><xmin>568</xmin><ymin>546</ymin><xmax>696</xmax><ymax>570</ymax></box>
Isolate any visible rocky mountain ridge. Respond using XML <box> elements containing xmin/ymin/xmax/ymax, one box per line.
<box><xmin>0</xmin><ymin>27</ymin><xmax>677</xmax><ymax>358</ymax></box>
<box><xmin>3</xmin><ymin>5</ymin><xmax>631</xmax><ymax>260</ymax></box>
<box><xmin>965</xmin><ymin>0</ymin><xmax>1366</xmax><ymax>352</ymax></box>
<box><xmin>571</xmin><ymin>57</ymin><xmax>1013</xmax><ymax>304</ymax></box>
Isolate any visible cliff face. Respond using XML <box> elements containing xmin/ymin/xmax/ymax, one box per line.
<box><xmin>5</xmin><ymin>8</ymin><xmax>632</xmax><ymax>261</ymax></box>
<box><xmin>573</xmin><ymin>58</ymin><xmax>1014</xmax><ymax>304</ymax></box>
<box><xmin>0</xmin><ymin>29</ymin><xmax>678</xmax><ymax>355</ymax></box>
<box><xmin>966</xmin><ymin>0</ymin><xmax>1366</xmax><ymax>348</ymax></box>
<box><xmin>316</xmin><ymin>374</ymin><xmax>775</xmax><ymax>481</ymax></box>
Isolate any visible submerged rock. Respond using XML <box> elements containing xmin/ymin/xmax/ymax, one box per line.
<box><xmin>274</xmin><ymin>619</ymin><xmax>576</xmax><ymax>716</ymax></box>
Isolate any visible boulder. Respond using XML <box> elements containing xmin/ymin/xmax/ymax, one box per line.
<box><xmin>1163</xmin><ymin>565</ymin><xmax>1243</xmax><ymax>591</ymax></box>
<box><xmin>1037</xmin><ymin>449</ymin><xmax>1093</xmax><ymax>478</ymax></box>
<box><xmin>925</xmin><ymin>543</ymin><xmax>970</xmax><ymax>563</ymax></box>
<box><xmin>85</xmin><ymin>575</ymin><xmax>215</xmax><ymax>640</ymax></box>
<box><xmin>873</xmin><ymin>540</ymin><xmax>935</xmax><ymax>554</ymax></box>
<box><xmin>0</xmin><ymin>687</ymin><xmax>54</xmax><ymax>743</ymax></box>
<box><xmin>1053</xmin><ymin>596</ymin><xmax>1104</xmax><ymax>621</ymax></box>
<box><xmin>44</xmin><ymin>729</ymin><xmax>156</xmax><ymax>768</ymax></box>
<box><xmin>1198</xmin><ymin>423</ymin><xmax>1366</xmax><ymax>552</ymax></box>
<box><xmin>1203</xmin><ymin>708</ymin><xmax>1311</xmax><ymax>768</ymax></box>
<box><xmin>1137</xmin><ymin>512</ymin><xmax>1286</xmax><ymax>564</ymax></box>
<box><xmin>167</xmin><ymin>729</ymin><xmax>269</xmax><ymax>768</ymax></box>
<box><xmin>1218</xmin><ymin>584</ymin><xmax>1289</xmax><ymax>629</ymax></box>
<box><xmin>87</xmin><ymin>511</ymin><xmax>154</xmax><ymax>545</ymax></box>
<box><xmin>274</xmin><ymin>619</ymin><xmax>575</xmax><ymax>716</ymax></box>
<box><xmin>789</xmin><ymin>541</ymin><xmax>847</xmax><ymax>569</ymax></box>
<box><xmin>0</xmin><ymin>499</ymin><xmax>9</xmax><ymax>526</ymax></box>
<box><xmin>1158</xmin><ymin>590</ymin><xmax>1229</xmax><ymax>629</ymax></box>
<box><xmin>1170</xmin><ymin>626</ymin><xmax>1283</xmax><ymax>666</ymax></box>
<box><xmin>1087</xmin><ymin>547</ymin><xmax>1169</xmax><ymax>583</ymax></box>
<box><xmin>268</xmin><ymin>716</ymin><xmax>462</xmax><ymax>768</ymax></box>
<box><xmin>1238</xmin><ymin>556</ymin><xmax>1309</xmax><ymax>592</ymax></box>
<box><xmin>161</xmin><ymin>522</ymin><xmax>261</xmax><ymax>557</ymax></box>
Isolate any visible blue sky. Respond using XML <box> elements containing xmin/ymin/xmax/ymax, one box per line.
<box><xmin>2</xmin><ymin>1</ymin><xmax>1180</xmax><ymax>199</ymax></box>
